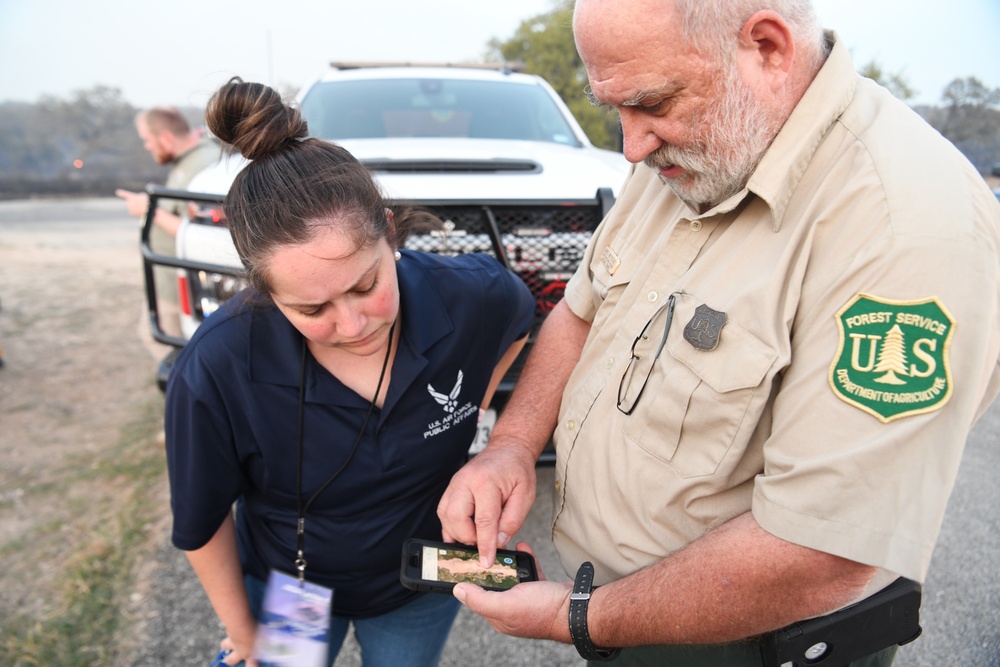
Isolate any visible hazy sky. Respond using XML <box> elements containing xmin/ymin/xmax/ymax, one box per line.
<box><xmin>1</xmin><ymin>0</ymin><xmax>998</xmax><ymax>109</ymax></box>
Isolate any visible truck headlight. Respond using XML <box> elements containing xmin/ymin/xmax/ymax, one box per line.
<box><xmin>188</xmin><ymin>270</ymin><xmax>246</xmax><ymax>319</ymax></box>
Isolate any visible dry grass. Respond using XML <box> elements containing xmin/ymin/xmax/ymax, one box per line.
<box><xmin>0</xmin><ymin>398</ymin><xmax>167</xmax><ymax>667</ymax></box>
<box><xmin>0</xmin><ymin>201</ymin><xmax>173</xmax><ymax>666</ymax></box>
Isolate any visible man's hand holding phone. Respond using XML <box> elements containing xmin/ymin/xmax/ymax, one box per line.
<box><xmin>451</xmin><ymin>542</ymin><xmax>575</xmax><ymax>644</ymax></box>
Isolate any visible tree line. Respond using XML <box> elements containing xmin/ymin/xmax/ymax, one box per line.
<box><xmin>0</xmin><ymin>87</ymin><xmax>198</xmax><ymax>199</ymax></box>
<box><xmin>2</xmin><ymin>2</ymin><xmax>998</xmax><ymax>199</ymax></box>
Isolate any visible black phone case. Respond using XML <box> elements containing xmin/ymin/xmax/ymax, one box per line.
<box><xmin>400</xmin><ymin>539</ymin><xmax>537</xmax><ymax>594</ymax></box>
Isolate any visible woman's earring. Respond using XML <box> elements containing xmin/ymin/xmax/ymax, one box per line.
<box><xmin>394</xmin><ymin>250</ymin><xmax>401</xmax><ymax>261</ymax></box>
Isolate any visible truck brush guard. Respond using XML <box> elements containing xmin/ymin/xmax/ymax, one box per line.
<box><xmin>140</xmin><ymin>184</ymin><xmax>616</xmax><ymax>465</ymax></box>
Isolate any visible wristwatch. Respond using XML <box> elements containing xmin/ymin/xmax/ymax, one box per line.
<box><xmin>569</xmin><ymin>561</ymin><xmax>622</xmax><ymax>662</ymax></box>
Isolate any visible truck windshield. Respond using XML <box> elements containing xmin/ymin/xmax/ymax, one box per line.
<box><xmin>299</xmin><ymin>78</ymin><xmax>582</xmax><ymax>147</ymax></box>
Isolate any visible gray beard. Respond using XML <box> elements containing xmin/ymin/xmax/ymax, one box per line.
<box><xmin>645</xmin><ymin>73</ymin><xmax>781</xmax><ymax>211</ymax></box>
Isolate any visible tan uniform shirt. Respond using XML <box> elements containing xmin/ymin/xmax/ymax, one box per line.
<box><xmin>162</xmin><ymin>135</ymin><xmax>223</xmax><ymax>217</ymax></box>
<box><xmin>151</xmin><ymin>136</ymin><xmax>222</xmax><ymax>305</ymax></box>
<box><xmin>553</xmin><ymin>35</ymin><xmax>1000</xmax><ymax>586</ymax></box>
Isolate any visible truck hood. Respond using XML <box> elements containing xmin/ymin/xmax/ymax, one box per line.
<box><xmin>339</xmin><ymin>137</ymin><xmax>630</xmax><ymax>201</ymax></box>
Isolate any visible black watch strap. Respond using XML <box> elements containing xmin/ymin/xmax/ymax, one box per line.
<box><xmin>569</xmin><ymin>561</ymin><xmax>622</xmax><ymax>662</ymax></box>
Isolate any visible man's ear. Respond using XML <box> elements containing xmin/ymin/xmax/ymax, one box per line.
<box><xmin>158</xmin><ymin>130</ymin><xmax>179</xmax><ymax>153</ymax></box>
<box><xmin>737</xmin><ymin>10</ymin><xmax>795</xmax><ymax>92</ymax></box>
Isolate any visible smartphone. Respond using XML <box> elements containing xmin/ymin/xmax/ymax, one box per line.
<box><xmin>400</xmin><ymin>538</ymin><xmax>538</xmax><ymax>593</ymax></box>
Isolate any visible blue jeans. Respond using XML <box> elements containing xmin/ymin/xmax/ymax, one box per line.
<box><xmin>239</xmin><ymin>574</ymin><xmax>460</xmax><ymax>667</ymax></box>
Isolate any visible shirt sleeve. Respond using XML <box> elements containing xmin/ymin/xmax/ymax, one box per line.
<box><xmin>564</xmin><ymin>163</ymin><xmax>647</xmax><ymax>325</ymax></box>
<box><xmin>753</xmin><ymin>227</ymin><xmax>1000</xmax><ymax>582</ymax></box>
<box><xmin>164</xmin><ymin>348</ymin><xmax>246</xmax><ymax>551</ymax></box>
<box><xmin>475</xmin><ymin>255</ymin><xmax>536</xmax><ymax>363</ymax></box>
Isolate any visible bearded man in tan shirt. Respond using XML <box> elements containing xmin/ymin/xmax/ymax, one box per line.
<box><xmin>438</xmin><ymin>1</ymin><xmax>1000</xmax><ymax>665</ymax></box>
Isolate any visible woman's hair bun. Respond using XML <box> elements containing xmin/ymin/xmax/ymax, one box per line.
<box><xmin>205</xmin><ymin>76</ymin><xmax>309</xmax><ymax>161</ymax></box>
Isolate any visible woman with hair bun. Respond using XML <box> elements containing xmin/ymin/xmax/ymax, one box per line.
<box><xmin>164</xmin><ymin>78</ymin><xmax>534</xmax><ymax>667</ymax></box>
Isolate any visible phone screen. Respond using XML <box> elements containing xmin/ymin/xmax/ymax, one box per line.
<box><xmin>421</xmin><ymin>545</ymin><xmax>522</xmax><ymax>590</ymax></box>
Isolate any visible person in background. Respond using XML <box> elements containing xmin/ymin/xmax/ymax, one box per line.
<box><xmin>116</xmin><ymin>106</ymin><xmax>221</xmax><ymax>336</ymax></box>
<box><xmin>437</xmin><ymin>1</ymin><xmax>1000</xmax><ymax>665</ymax></box>
<box><xmin>165</xmin><ymin>78</ymin><xmax>534</xmax><ymax>667</ymax></box>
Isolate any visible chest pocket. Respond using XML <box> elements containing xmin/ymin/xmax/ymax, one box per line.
<box><xmin>622</xmin><ymin>294</ymin><xmax>777</xmax><ymax>478</ymax></box>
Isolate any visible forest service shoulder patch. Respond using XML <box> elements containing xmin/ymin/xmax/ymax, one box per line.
<box><xmin>829</xmin><ymin>293</ymin><xmax>955</xmax><ymax>423</ymax></box>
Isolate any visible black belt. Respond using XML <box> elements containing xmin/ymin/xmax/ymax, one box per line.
<box><xmin>760</xmin><ymin>577</ymin><xmax>922</xmax><ymax>667</ymax></box>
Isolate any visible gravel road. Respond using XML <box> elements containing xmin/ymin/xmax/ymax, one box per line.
<box><xmin>1</xmin><ymin>198</ymin><xmax>996</xmax><ymax>666</ymax></box>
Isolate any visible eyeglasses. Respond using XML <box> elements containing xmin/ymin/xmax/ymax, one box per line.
<box><xmin>617</xmin><ymin>292</ymin><xmax>677</xmax><ymax>415</ymax></box>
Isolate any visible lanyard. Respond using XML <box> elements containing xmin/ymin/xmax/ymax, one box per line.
<box><xmin>294</xmin><ymin>321</ymin><xmax>395</xmax><ymax>584</ymax></box>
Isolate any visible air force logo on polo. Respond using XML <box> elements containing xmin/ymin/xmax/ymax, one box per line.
<box><xmin>424</xmin><ymin>370</ymin><xmax>478</xmax><ymax>439</ymax></box>
<box><xmin>830</xmin><ymin>294</ymin><xmax>955</xmax><ymax>423</ymax></box>
<box><xmin>428</xmin><ymin>370</ymin><xmax>463</xmax><ymax>413</ymax></box>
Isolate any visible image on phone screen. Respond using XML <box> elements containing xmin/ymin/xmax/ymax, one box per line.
<box><xmin>421</xmin><ymin>546</ymin><xmax>520</xmax><ymax>590</ymax></box>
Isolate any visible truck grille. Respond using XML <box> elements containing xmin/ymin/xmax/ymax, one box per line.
<box><xmin>401</xmin><ymin>200</ymin><xmax>607</xmax><ymax>383</ymax></box>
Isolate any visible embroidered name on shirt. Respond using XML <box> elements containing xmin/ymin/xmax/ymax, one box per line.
<box><xmin>829</xmin><ymin>293</ymin><xmax>955</xmax><ymax>422</ymax></box>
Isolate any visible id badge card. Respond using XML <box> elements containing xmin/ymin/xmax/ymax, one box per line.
<box><xmin>254</xmin><ymin>570</ymin><xmax>333</xmax><ymax>667</ymax></box>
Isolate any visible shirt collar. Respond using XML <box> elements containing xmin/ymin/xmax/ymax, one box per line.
<box><xmin>745</xmin><ymin>31</ymin><xmax>857</xmax><ymax>231</ymax></box>
<box><xmin>247</xmin><ymin>295</ymin><xmax>302</xmax><ymax>389</ymax></box>
<box><xmin>170</xmin><ymin>135</ymin><xmax>213</xmax><ymax>166</ymax></box>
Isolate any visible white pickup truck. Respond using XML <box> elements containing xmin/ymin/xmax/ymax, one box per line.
<box><xmin>140</xmin><ymin>63</ymin><xmax>630</xmax><ymax>459</ymax></box>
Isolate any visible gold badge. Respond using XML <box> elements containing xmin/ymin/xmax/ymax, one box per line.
<box><xmin>601</xmin><ymin>246</ymin><xmax>620</xmax><ymax>276</ymax></box>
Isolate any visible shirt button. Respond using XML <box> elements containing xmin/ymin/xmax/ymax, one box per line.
<box><xmin>606</xmin><ymin>357</ymin><xmax>615</xmax><ymax>369</ymax></box>
<box><xmin>555</xmin><ymin>479</ymin><xmax>562</xmax><ymax>493</ymax></box>
<box><xmin>566</xmin><ymin>419</ymin><xmax>576</xmax><ymax>431</ymax></box>
<box><xmin>690</xmin><ymin>220</ymin><xmax>703</xmax><ymax>231</ymax></box>
<box><xmin>647</xmin><ymin>291</ymin><xmax>658</xmax><ymax>303</ymax></box>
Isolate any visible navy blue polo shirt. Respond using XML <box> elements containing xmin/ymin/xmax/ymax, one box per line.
<box><xmin>165</xmin><ymin>250</ymin><xmax>534</xmax><ymax>617</ymax></box>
